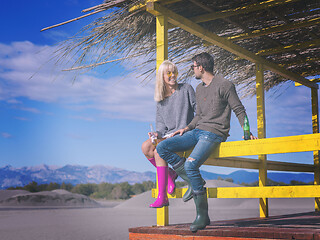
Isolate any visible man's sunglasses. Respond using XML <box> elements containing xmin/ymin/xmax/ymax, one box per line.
<box><xmin>190</xmin><ymin>65</ymin><xmax>200</xmax><ymax>70</ymax></box>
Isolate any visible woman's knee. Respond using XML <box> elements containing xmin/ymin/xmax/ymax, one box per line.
<box><xmin>141</xmin><ymin>139</ymin><xmax>153</xmax><ymax>155</ymax></box>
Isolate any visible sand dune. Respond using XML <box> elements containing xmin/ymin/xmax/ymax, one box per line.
<box><xmin>0</xmin><ymin>190</ymin><xmax>30</xmax><ymax>201</ymax></box>
<box><xmin>0</xmin><ymin>189</ymin><xmax>101</xmax><ymax>207</ymax></box>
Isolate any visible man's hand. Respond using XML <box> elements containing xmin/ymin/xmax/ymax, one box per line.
<box><xmin>250</xmin><ymin>133</ymin><xmax>258</xmax><ymax>140</ymax></box>
<box><xmin>242</xmin><ymin>132</ymin><xmax>258</xmax><ymax>140</ymax></box>
<box><xmin>172</xmin><ymin>127</ymin><xmax>189</xmax><ymax>136</ymax></box>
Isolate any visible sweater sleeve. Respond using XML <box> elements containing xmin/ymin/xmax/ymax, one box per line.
<box><xmin>187</xmin><ymin>86</ymin><xmax>201</xmax><ymax>130</ymax></box>
<box><xmin>224</xmin><ymin>82</ymin><xmax>246</xmax><ymax>127</ymax></box>
<box><xmin>155</xmin><ymin>104</ymin><xmax>167</xmax><ymax>138</ymax></box>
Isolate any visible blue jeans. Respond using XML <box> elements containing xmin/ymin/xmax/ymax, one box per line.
<box><xmin>156</xmin><ymin>129</ymin><xmax>223</xmax><ymax>192</ymax></box>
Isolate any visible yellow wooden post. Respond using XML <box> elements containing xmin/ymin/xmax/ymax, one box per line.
<box><xmin>155</xmin><ymin>14</ymin><xmax>169</xmax><ymax>226</ymax></box>
<box><xmin>256</xmin><ymin>63</ymin><xmax>268</xmax><ymax>218</ymax></box>
<box><xmin>312</xmin><ymin>88</ymin><xmax>320</xmax><ymax>211</ymax></box>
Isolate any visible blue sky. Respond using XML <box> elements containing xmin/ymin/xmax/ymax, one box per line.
<box><xmin>0</xmin><ymin>1</ymin><xmax>318</xmax><ymax>174</ymax></box>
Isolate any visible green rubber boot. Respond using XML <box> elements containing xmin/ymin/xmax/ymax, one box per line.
<box><xmin>173</xmin><ymin>163</ymin><xmax>193</xmax><ymax>202</ymax></box>
<box><xmin>190</xmin><ymin>188</ymin><xmax>210</xmax><ymax>233</ymax></box>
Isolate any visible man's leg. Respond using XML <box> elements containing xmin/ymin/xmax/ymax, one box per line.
<box><xmin>185</xmin><ymin>130</ymin><xmax>223</xmax><ymax>192</ymax></box>
<box><xmin>184</xmin><ymin>130</ymin><xmax>223</xmax><ymax>232</ymax></box>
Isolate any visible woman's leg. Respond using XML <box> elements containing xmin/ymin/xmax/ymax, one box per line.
<box><xmin>154</xmin><ymin>149</ymin><xmax>177</xmax><ymax>194</ymax></box>
<box><xmin>149</xmin><ymin>165</ymin><xmax>169</xmax><ymax>208</ymax></box>
<box><xmin>142</xmin><ymin>138</ymin><xmax>177</xmax><ymax>194</ymax></box>
<box><xmin>157</xmin><ymin>131</ymin><xmax>198</xmax><ymax>201</ymax></box>
<box><xmin>141</xmin><ymin>139</ymin><xmax>155</xmax><ymax>160</ymax></box>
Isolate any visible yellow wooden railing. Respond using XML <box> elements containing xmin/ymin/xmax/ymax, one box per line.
<box><xmin>153</xmin><ymin>133</ymin><xmax>320</xmax><ymax>226</ymax></box>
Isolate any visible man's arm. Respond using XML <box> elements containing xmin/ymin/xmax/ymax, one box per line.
<box><xmin>225</xmin><ymin>83</ymin><xmax>257</xmax><ymax>139</ymax></box>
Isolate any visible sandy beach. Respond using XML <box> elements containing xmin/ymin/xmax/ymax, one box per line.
<box><xmin>0</xmin><ymin>180</ymin><xmax>315</xmax><ymax>240</ymax></box>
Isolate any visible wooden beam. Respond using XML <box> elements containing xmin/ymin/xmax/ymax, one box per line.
<box><xmin>208</xmin><ymin>185</ymin><xmax>320</xmax><ymax>199</ymax></box>
<box><xmin>256</xmin><ymin>39</ymin><xmax>320</xmax><ymax>56</ymax></box>
<box><xmin>302</xmin><ymin>70</ymin><xmax>320</xmax><ymax>77</ymax></box>
<box><xmin>256</xmin><ymin>63</ymin><xmax>268</xmax><ymax>218</ymax></box>
<box><xmin>146</xmin><ymin>2</ymin><xmax>318</xmax><ymax>89</ymax></box>
<box><xmin>154</xmin><ymin>185</ymin><xmax>320</xmax><ymax>199</ymax></box>
<box><xmin>295</xmin><ymin>78</ymin><xmax>320</xmax><ymax>87</ymax></box>
<box><xmin>191</xmin><ymin>0</ymin><xmax>300</xmax><ymax>23</ymax></box>
<box><xmin>189</xmin><ymin>0</ymin><xmax>287</xmax><ymax>53</ymax></box>
<box><xmin>312</xmin><ymin>88</ymin><xmax>320</xmax><ymax>211</ymax></box>
<box><xmin>228</xmin><ymin>17</ymin><xmax>320</xmax><ymax>41</ymax></box>
<box><xmin>129</xmin><ymin>0</ymin><xmax>181</xmax><ymax>12</ymax></box>
<box><xmin>155</xmin><ymin>13</ymin><xmax>169</xmax><ymax>227</ymax></box>
<box><xmin>281</xmin><ymin>57</ymin><xmax>320</xmax><ymax>67</ymax></box>
<box><xmin>189</xmin><ymin>133</ymin><xmax>320</xmax><ymax>158</ymax></box>
<box><xmin>204</xmin><ymin>157</ymin><xmax>314</xmax><ymax>172</ymax></box>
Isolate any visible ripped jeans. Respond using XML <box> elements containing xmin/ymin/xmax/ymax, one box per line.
<box><xmin>156</xmin><ymin>129</ymin><xmax>223</xmax><ymax>193</ymax></box>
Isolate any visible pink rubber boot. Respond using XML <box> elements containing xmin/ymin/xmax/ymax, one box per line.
<box><xmin>167</xmin><ymin>168</ymin><xmax>178</xmax><ymax>194</ymax></box>
<box><xmin>148</xmin><ymin>158</ymin><xmax>177</xmax><ymax>194</ymax></box>
<box><xmin>149</xmin><ymin>166</ymin><xmax>169</xmax><ymax>208</ymax></box>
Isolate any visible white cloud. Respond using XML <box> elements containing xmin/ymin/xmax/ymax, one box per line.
<box><xmin>6</xmin><ymin>99</ymin><xmax>23</xmax><ymax>104</ymax></box>
<box><xmin>2</xmin><ymin>41</ymin><xmax>315</xmax><ymax>130</ymax></box>
<box><xmin>69</xmin><ymin>115</ymin><xmax>95</xmax><ymax>122</ymax></box>
<box><xmin>14</xmin><ymin>117</ymin><xmax>29</xmax><ymax>121</ymax></box>
<box><xmin>1</xmin><ymin>132</ymin><xmax>12</xmax><ymax>138</ymax></box>
<box><xmin>0</xmin><ymin>41</ymin><xmax>156</xmax><ymax>122</ymax></box>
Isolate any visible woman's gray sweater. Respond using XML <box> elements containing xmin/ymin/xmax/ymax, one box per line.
<box><xmin>156</xmin><ymin>83</ymin><xmax>196</xmax><ymax>138</ymax></box>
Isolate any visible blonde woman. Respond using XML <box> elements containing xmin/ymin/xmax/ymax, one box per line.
<box><xmin>141</xmin><ymin>60</ymin><xmax>196</xmax><ymax>208</ymax></box>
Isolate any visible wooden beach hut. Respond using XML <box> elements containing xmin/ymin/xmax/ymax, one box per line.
<box><xmin>42</xmin><ymin>0</ymin><xmax>320</xmax><ymax>238</ymax></box>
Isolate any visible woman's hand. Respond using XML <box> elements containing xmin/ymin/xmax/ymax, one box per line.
<box><xmin>172</xmin><ymin>127</ymin><xmax>189</xmax><ymax>136</ymax></box>
<box><xmin>148</xmin><ymin>132</ymin><xmax>158</xmax><ymax>139</ymax></box>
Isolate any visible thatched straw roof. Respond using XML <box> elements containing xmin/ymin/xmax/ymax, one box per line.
<box><xmin>45</xmin><ymin>0</ymin><xmax>320</xmax><ymax>97</ymax></box>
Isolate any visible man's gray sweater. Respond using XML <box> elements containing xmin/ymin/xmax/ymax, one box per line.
<box><xmin>156</xmin><ymin>83</ymin><xmax>196</xmax><ymax>138</ymax></box>
<box><xmin>187</xmin><ymin>74</ymin><xmax>246</xmax><ymax>140</ymax></box>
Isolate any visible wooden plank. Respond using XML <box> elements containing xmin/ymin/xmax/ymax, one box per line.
<box><xmin>206</xmin><ymin>133</ymin><xmax>320</xmax><ymax>158</ymax></box>
<box><xmin>146</xmin><ymin>2</ymin><xmax>318</xmax><ymax>89</ymax></box>
<box><xmin>207</xmin><ymin>185</ymin><xmax>320</xmax><ymax>198</ymax></box>
<box><xmin>204</xmin><ymin>157</ymin><xmax>314</xmax><ymax>172</ymax></box>
<box><xmin>154</xmin><ymin>185</ymin><xmax>320</xmax><ymax>199</ymax></box>
<box><xmin>129</xmin><ymin>0</ymin><xmax>181</xmax><ymax>12</ymax></box>
<box><xmin>155</xmin><ymin>14</ymin><xmax>169</xmax><ymax>227</ymax></box>
<box><xmin>256</xmin><ymin>63</ymin><xmax>268</xmax><ymax>218</ymax></box>
<box><xmin>156</xmin><ymin>15</ymin><xmax>168</xmax><ymax>69</ymax></box>
<box><xmin>295</xmin><ymin>78</ymin><xmax>320</xmax><ymax>87</ymax></box>
<box><xmin>228</xmin><ymin>17</ymin><xmax>320</xmax><ymax>41</ymax></box>
<box><xmin>256</xmin><ymin>39</ymin><xmax>320</xmax><ymax>56</ymax></box>
<box><xmin>191</xmin><ymin>0</ymin><xmax>300</xmax><ymax>23</ymax></box>
<box><xmin>168</xmin><ymin>133</ymin><xmax>320</xmax><ymax>159</ymax></box>
<box><xmin>312</xmin><ymin>88</ymin><xmax>320</xmax><ymax>211</ymax></box>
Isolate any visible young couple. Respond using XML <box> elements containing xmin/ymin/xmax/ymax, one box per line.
<box><xmin>141</xmin><ymin>52</ymin><xmax>256</xmax><ymax>232</ymax></box>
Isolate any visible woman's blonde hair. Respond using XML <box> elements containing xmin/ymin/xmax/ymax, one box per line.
<box><xmin>154</xmin><ymin>60</ymin><xmax>178</xmax><ymax>102</ymax></box>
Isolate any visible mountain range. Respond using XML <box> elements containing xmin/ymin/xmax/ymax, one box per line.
<box><xmin>0</xmin><ymin>164</ymin><xmax>314</xmax><ymax>189</ymax></box>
